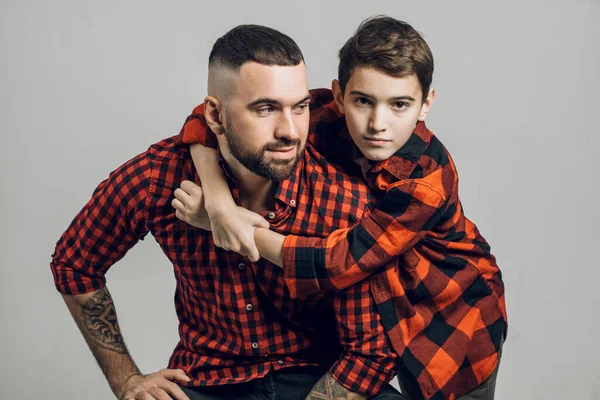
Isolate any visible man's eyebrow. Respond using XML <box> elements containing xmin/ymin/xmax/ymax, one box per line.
<box><xmin>247</xmin><ymin>98</ymin><xmax>283</xmax><ymax>108</ymax></box>
<box><xmin>247</xmin><ymin>95</ymin><xmax>312</xmax><ymax>109</ymax></box>
<box><xmin>295</xmin><ymin>95</ymin><xmax>312</xmax><ymax>106</ymax></box>
<box><xmin>349</xmin><ymin>90</ymin><xmax>416</xmax><ymax>102</ymax></box>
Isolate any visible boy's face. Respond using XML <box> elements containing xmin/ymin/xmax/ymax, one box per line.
<box><xmin>333</xmin><ymin>67</ymin><xmax>434</xmax><ymax>161</ymax></box>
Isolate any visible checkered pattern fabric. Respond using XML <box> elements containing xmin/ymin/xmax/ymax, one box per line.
<box><xmin>280</xmin><ymin>89</ymin><xmax>507</xmax><ymax>400</ymax></box>
<box><xmin>177</xmin><ymin>90</ymin><xmax>508</xmax><ymax>398</ymax></box>
<box><xmin>51</xmin><ymin>110</ymin><xmax>398</xmax><ymax>395</ymax></box>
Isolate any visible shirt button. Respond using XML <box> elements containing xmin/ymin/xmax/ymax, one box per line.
<box><xmin>267</xmin><ymin>212</ymin><xmax>276</xmax><ymax>219</ymax></box>
<box><xmin>245</xmin><ymin>303</ymin><xmax>253</xmax><ymax>311</ymax></box>
<box><xmin>290</xmin><ymin>200</ymin><xmax>296</xmax><ymax>206</ymax></box>
<box><xmin>277</xmin><ymin>360</ymin><xmax>284</xmax><ymax>365</ymax></box>
<box><xmin>251</xmin><ymin>342</ymin><xmax>259</xmax><ymax>349</ymax></box>
<box><xmin>237</xmin><ymin>262</ymin><xmax>245</xmax><ymax>270</ymax></box>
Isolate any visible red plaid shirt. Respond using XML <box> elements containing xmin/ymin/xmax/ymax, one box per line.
<box><xmin>51</xmin><ymin>111</ymin><xmax>398</xmax><ymax>395</ymax></box>
<box><xmin>179</xmin><ymin>89</ymin><xmax>508</xmax><ymax>399</ymax></box>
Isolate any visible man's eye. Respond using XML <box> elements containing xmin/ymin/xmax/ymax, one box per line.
<box><xmin>295</xmin><ymin>103</ymin><xmax>310</xmax><ymax>112</ymax></box>
<box><xmin>257</xmin><ymin>106</ymin><xmax>275</xmax><ymax>114</ymax></box>
<box><xmin>355</xmin><ymin>97</ymin><xmax>371</xmax><ymax>106</ymax></box>
<box><xmin>392</xmin><ymin>102</ymin><xmax>408</xmax><ymax>110</ymax></box>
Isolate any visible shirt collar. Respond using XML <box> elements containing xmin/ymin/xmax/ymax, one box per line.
<box><xmin>213</xmin><ymin>149</ymin><xmax>302</xmax><ymax>209</ymax></box>
<box><xmin>273</xmin><ymin>156</ymin><xmax>303</xmax><ymax>208</ymax></box>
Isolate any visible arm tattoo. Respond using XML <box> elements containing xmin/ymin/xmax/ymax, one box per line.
<box><xmin>306</xmin><ymin>372</ymin><xmax>367</xmax><ymax>400</ymax></box>
<box><xmin>82</xmin><ymin>288</ymin><xmax>128</xmax><ymax>354</ymax></box>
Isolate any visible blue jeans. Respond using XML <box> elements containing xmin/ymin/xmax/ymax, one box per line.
<box><xmin>179</xmin><ymin>366</ymin><xmax>407</xmax><ymax>400</ymax></box>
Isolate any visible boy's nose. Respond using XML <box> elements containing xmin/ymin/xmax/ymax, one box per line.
<box><xmin>368</xmin><ymin>107</ymin><xmax>388</xmax><ymax>133</ymax></box>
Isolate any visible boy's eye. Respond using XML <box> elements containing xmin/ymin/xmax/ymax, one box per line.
<box><xmin>392</xmin><ymin>102</ymin><xmax>408</xmax><ymax>110</ymax></box>
<box><xmin>354</xmin><ymin>97</ymin><xmax>372</xmax><ymax>106</ymax></box>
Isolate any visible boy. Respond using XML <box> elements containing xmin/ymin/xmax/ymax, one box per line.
<box><xmin>174</xmin><ymin>16</ymin><xmax>506</xmax><ymax>400</ymax></box>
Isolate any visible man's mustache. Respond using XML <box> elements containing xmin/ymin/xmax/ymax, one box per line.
<box><xmin>264</xmin><ymin>139</ymin><xmax>301</xmax><ymax>151</ymax></box>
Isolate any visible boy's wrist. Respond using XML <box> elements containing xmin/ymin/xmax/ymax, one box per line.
<box><xmin>205</xmin><ymin>198</ymin><xmax>236</xmax><ymax>217</ymax></box>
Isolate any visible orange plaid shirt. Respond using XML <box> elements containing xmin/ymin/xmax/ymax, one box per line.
<box><xmin>180</xmin><ymin>89</ymin><xmax>507</xmax><ymax>399</ymax></box>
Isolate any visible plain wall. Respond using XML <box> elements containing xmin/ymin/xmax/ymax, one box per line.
<box><xmin>1</xmin><ymin>0</ymin><xmax>599</xmax><ymax>398</ymax></box>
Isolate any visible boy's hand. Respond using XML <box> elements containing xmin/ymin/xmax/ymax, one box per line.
<box><xmin>172</xmin><ymin>180</ymin><xmax>211</xmax><ymax>231</ymax></box>
<box><xmin>172</xmin><ymin>181</ymin><xmax>269</xmax><ymax>262</ymax></box>
<box><xmin>208</xmin><ymin>205</ymin><xmax>269</xmax><ymax>262</ymax></box>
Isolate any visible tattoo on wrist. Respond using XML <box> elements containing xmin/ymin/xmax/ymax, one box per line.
<box><xmin>82</xmin><ymin>288</ymin><xmax>128</xmax><ymax>354</ymax></box>
<box><xmin>306</xmin><ymin>372</ymin><xmax>366</xmax><ymax>399</ymax></box>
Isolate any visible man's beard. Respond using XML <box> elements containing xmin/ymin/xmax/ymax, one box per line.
<box><xmin>225</xmin><ymin>126</ymin><xmax>303</xmax><ymax>182</ymax></box>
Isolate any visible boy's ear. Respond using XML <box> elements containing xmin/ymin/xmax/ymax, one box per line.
<box><xmin>331</xmin><ymin>79</ymin><xmax>346</xmax><ymax>114</ymax></box>
<box><xmin>204</xmin><ymin>95</ymin><xmax>226</xmax><ymax>135</ymax></box>
<box><xmin>418</xmin><ymin>88</ymin><xmax>436</xmax><ymax>121</ymax></box>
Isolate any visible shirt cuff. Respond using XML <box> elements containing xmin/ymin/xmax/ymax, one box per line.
<box><xmin>51</xmin><ymin>261</ymin><xmax>107</xmax><ymax>295</ymax></box>
<box><xmin>180</xmin><ymin>117</ymin><xmax>219</xmax><ymax>148</ymax></box>
<box><xmin>330</xmin><ymin>354</ymin><xmax>397</xmax><ymax>397</ymax></box>
<box><xmin>282</xmin><ymin>235</ymin><xmax>323</xmax><ymax>299</ymax></box>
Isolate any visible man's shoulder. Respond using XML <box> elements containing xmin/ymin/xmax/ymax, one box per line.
<box><xmin>108</xmin><ymin>136</ymin><xmax>192</xmax><ymax>201</ymax></box>
<box><xmin>144</xmin><ymin>136</ymin><xmax>194</xmax><ymax>187</ymax></box>
<box><xmin>147</xmin><ymin>135</ymin><xmax>189</xmax><ymax>161</ymax></box>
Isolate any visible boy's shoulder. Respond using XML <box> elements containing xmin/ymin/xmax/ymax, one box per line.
<box><xmin>413</xmin><ymin>128</ymin><xmax>455</xmax><ymax>178</ymax></box>
<box><xmin>384</xmin><ymin>123</ymin><xmax>458</xmax><ymax>201</ymax></box>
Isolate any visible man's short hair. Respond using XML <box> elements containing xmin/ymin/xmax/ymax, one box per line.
<box><xmin>209</xmin><ymin>24</ymin><xmax>305</xmax><ymax>69</ymax></box>
<box><xmin>338</xmin><ymin>16</ymin><xmax>434</xmax><ymax>103</ymax></box>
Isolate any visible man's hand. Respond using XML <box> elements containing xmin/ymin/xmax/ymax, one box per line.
<box><xmin>118</xmin><ymin>369</ymin><xmax>191</xmax><ymax>400</ymax></box>
<box><xmin>173</xmin><ymin>180</ymin><xmax>269</xmax><ymax>262</ymax></box>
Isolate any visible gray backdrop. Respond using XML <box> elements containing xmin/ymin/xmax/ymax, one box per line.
<box><xmin>1</xmin><ymin>0</ymin><xmax>598</xmax><ymax>399</ymax></box>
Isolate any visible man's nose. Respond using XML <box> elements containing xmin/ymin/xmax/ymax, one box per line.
<box><xmin>274</xmin><ymin>110</ymin><xmax>299</xmax><ymax>141</ymax></box>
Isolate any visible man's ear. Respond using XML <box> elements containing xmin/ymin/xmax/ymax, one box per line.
<box><xmin>331</xmin><ymin>79</ymin><xmax>345</xmax><ymax>115</ymax></box>
<box><xmin>204</xmin><ymin>95</ymin><xmax>226</xmax><ymax>135</ymax></box>
<box><xmin>418</xmin><ymin>88</ymin><xmax>436</xmax><ymax>121</ymax></box>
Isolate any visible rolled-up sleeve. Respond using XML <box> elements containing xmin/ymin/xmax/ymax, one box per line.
<box><xmin>50</xmin><ymin>152</ymin><xmax>151</xmax><ymax>294</ymax></box>
<box><xmin>282</xmin><ymin>180</ymin><xmax>448</xmax><ymax>298</ymax></box>
<box><xmin>177</xmin><ymin>104</ymin><xmax>219</xmax><ymax>148</ymax></box>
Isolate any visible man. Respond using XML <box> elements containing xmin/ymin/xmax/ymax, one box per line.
<box><xmin>50</xmin><ymin>25</ymin><xmax>402</xmax><ymax>399</ymax></box>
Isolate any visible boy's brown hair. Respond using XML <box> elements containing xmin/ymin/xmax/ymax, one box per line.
<box><xmin>338</xmin><ymin>16</ymin><xmax>434</xmax><ymax>103</ymax></box>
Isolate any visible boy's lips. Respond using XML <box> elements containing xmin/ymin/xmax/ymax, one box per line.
<box><xmin>363</xmin><ymin>137</ymin><xmax>391</xmax><ymax>146</ymax></box>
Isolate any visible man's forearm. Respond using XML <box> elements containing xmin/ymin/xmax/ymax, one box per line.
<box><xmin>306</xmin><ymin>372</ymin><xmax>367</xmax><ymax>400</ymax></box>
<box><xmin>62</xmin><ymin>287</ymin><xmax>140</xmax><ymax>398</ymax></box>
